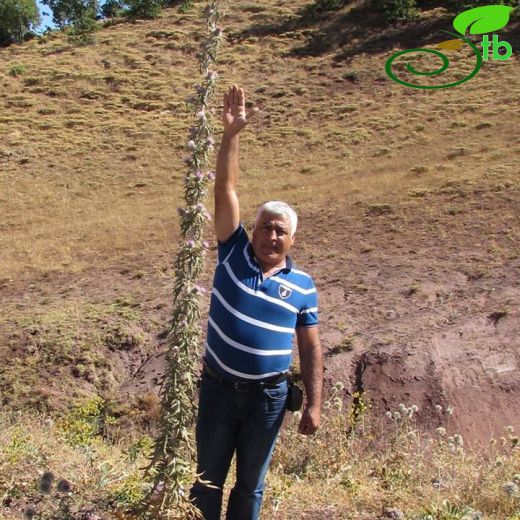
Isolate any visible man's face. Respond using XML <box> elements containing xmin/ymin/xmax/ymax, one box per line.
<box><xmin>252</xmin><ymin>211</ymin><xmax>295</xmax><ymax>269</ymax></box>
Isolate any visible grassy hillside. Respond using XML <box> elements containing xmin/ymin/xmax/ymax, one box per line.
<box><xmin>1</xmin><ymin>0</ymin><xmax>519</xmax><ymax>518</ymax></box>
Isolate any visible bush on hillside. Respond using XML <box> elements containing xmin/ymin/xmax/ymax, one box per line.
<box><xmin>375</xmin><ymin>0</ymin><xmax>420</xmax><ymax>21</ymax></box>
<box><xmin>124</xmin><ymin>0</ymin><xmax>163</xmax><ymax>20</ymax></box>
<box><xmin>0</xmin><ymin>0</ymin><xmax>40</xmax><ymax>46</ymax></box>
<box><xmin>101</xmin><ymin>0</ymin><xmax>125</xmax><ymax>18</ymax></box>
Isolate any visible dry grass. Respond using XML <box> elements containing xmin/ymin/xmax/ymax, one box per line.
<box><xmin>1</xmin><ymin>1</ymin><xmax>519</xmax><ymax>280</ymax></box>
<box><xmin>1</xmin><ymin>392</ymin><xmax>519</xmax><ymax>519</ymax></box>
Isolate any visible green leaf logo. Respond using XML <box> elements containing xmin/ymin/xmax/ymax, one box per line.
<box><xmin>453</xmin><ymin>5</ymin><xmax>513</xmax><ymax>35</ymax></box>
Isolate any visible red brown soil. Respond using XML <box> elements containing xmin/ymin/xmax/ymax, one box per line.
<box><xmin>2</xmin><ymin>181</ymin><xmax>518</xmax><ymax>446</ymax></box>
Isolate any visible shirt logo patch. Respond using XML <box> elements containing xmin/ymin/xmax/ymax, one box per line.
<box><xmin>278</xmin><ymin>285</ymin><xmax>292</xmax><ymax>300</ymax></box>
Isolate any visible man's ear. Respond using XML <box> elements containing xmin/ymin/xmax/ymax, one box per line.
<box><xmin>290</xmin><ymin>234</ymin><xmax>296</xmax><ymax>246</ymax></box>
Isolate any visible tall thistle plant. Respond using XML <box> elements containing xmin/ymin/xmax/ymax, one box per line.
<box><xmin>138</xmin><ymin>2</ymin><xmax>222</xmax><ymax>518</ymax></box>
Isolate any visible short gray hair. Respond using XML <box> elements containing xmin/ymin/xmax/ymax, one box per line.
<box><xmin>255</xmin><ymin>201</ymin><xmax>298</xmax><ymax>237</ymax></box>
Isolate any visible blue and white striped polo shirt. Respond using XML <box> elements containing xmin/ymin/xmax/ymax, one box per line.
<box><xmin>204</xmin><ymin>224</ymin><xmax>319</xmax><ymax>381</ymax></box>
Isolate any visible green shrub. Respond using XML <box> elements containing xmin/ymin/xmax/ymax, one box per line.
<box><xmin>9</xmin><ymin>64</ymin><xmax>27</xmax><ymax>76</ymax></box>
<box><xmin>124</xmin><ymin>0</ymin><xmax>163</xmax><ymax>20</ymax></box>
<box><xmin>380</xmin><ymin>0</ymin><xmax>420</xmax><ymax>21</ymax></box>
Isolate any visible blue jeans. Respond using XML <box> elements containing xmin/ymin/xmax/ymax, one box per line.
<box><xmin>190</xmin><ymin>373</ymin><xmax>288</xmax><ymax>520</ymax></box>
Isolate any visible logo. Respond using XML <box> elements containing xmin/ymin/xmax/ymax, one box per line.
<box><xmin>385</xmin><ymin>5</ymin><xmax>514</xmax><ymax>89</ymax></box>
<box><xmin>278</xmin><ymin>285</ymin><xmax>292</xmax><ymax>300</ymax></box>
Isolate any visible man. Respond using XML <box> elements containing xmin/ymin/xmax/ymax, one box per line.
<box><xmin>190</xmin><ymin>84</ymin><xmax>323</xmax><ymax>520</ymax></box>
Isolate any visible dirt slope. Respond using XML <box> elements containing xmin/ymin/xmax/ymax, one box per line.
<box><xmin>1</xmin><ymin>1</ymin><xmax>519</xmax><ymax>445</ymax></box>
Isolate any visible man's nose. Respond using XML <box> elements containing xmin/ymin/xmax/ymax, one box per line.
<box><xmin>268</xmin><ymin>228</ymin><xmax>277</xmax><ymax>240</ymax></box>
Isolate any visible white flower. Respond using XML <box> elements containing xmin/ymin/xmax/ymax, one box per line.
<box><xmin>196</xmin><ymin>109</ymin><xmax>206</xmax><ymax>121</ymax></box>
<box><xmin>453</xmin><ymin>434</ymin><xmax>464</xmax><ymax>447</ymax></box>
<box><xmin>385</xmin><ymin>411</ymin><xmax>393</xmax><ymax>419</ymax></box>
<box><xmin>504</xmin><ymin>481</ymin><xmax>519</xmax><ymax>496</ymax></box>
<box><xmin>446</xmin><ymin>405</ymin><xmax>454</xmax><ymax>416</ymax></box>
<box><xmin>436</xmin><ymin>427</ymin><xmax>446</xmax><ymax>436</ymax></box>
<box><xmin>398</xmin><ymin>403</ymin><xmax>407</xmax><ymax>413</ymax></box>
<box><xmin>393</xmin><ymin>411</ymin><xmax>401</xmax><ymax>420</ymax></box>
<box><xmin>333</xmin><ymin>382</ymin><xmax>345</xmax><ymax>391</ymax></box>
<box><xmin>411</xmin><ymin>405</ymin><xmax>419</xmax><ymax>413</ymax></box>
<box><xmin>187</xmin><ymin>140</ymin><xmax>196</xmax><ymax>150</ymax></box>
<box><xmin>505</xmin><ymin>425</ymin><xmax>515</xmax><ymax>434</ymax></box>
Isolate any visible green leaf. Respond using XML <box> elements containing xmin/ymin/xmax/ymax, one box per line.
<box><xmin>453</xmin><ymin>5</ymin><xmax>513</xmax><ymax>35</ymax></box>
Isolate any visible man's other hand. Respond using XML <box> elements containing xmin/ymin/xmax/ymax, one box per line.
<box><xmin>223</xmin><ymin>84</ymin><xmax>258</xmax><ymax>137</ymax></box>
<box><xmin>298</xmin><ymin>405</ymin><xmax>320</xmax><ymax>435</ymax></box>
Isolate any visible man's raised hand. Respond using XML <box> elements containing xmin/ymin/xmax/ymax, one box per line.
<box><xmin>223</xmin><ymin>84</ymin><xmax>259</xmax><ymax>137</ymax></box>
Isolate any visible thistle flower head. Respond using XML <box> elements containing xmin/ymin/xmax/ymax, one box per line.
<box><xmin>435</xmin><ymin>404</ymin><xmax>443</xmax><ymax>413</ymax></box>
<box><xmin>436</xmin><ymin>426</ymin><xmax>446</xmax><ymax>436</ymax></box>
<box><xmin>385</xmin><ymin>411</ymin><xmax>393</xmax><ymax>419</ymax></box>
<box><xmin>504</xmin><ymin>481</ymin><xmax>519</xmax><ymax>496</ymax></box>
<box><xmin>186</xmin><ymin>240</ymin><xmax>195</xmax><ymax>248</ymax></box>
<box><xmin>196</xmin><ymin>109</ymin><xmax>206</xmax><ymax>121</ymax></box>
<box><xmin>446</xmin><ymin>405</ymin><xmax>454</xmax><ymax>416</ymax></box>
<box><xmin>207</xmin><ymin>171</ymin><xmax>215</xmax><ymax>181</ymax></box>
<box><xmin>333</xmin><ymin>381</ymin><xmax>345</xmax><ymax>391</ymax></box>
<box><xmin>195</xmin><ymin>170</ymin><xmax>204</xmax><ymax>180</ymax></box>
<box><xmin>39</xmin><ymin>471</ymin><xmax>55</xmax><ymax>493</ymax></box>
<box><xmin>24</xmin><ymin>505</ymin><xmax>37</xmax><ymax>519</ymax></box>
<box><xmin>203</xmin><ymin>241</ymin><xmax>210</xmax><ymax>249</ymax></box>
<box><xmin>56</xmin><ymin>479</ymin><xmax>71</xmax><ymax>493</ymax></box>
<box><xmin>187</xmin><ymin>140</ymin><xmax>196</xmax><ymax>150</ymax></box>
<box><xmin>193</xmin><ymin>285</ymin><xmax>207</xmax><ymax>294</ymax></box>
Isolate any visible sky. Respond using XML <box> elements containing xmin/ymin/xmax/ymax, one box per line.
<box><xmin>36</xmin><ymin>0</ymin><xmax>57</xmax><ymax>32</ymax></box>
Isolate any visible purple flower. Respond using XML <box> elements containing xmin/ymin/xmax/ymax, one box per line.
<box><xmin>56</xmin><ymin>479</ymin><xmax>71</xmax><ymax>493</ymax></box>
<box><xmin>187</xmin><ymin>140</ymin><xmax>196</xmax><ymax>150</ymax></box>
<box><xmin>203</xmin><ymin>241</ymin><xmax>210</xmax><ymax>249</ymax></box>
<box><xmin>207</xmin><ymin>171</ymin><xmax>215</xmax><ymax>180</ymax></box>
<box><xmin>196</xmin><ymin>109</ymin><xmax>206</xmax><ymax>121</ymax></box>
<box><xmin>195</xmin><ymin>170</ymin><xmax>204</xmax><ymax>180</ymax></box>
<box><xmin>193</xmin><ymin>285</ymin><xmax>207</xmax><ymax>294</ymax></box>
<box><xmin>186</xmin><ymin>240</ymin><xmax>195</xmax><ymax>248</ymax></box>
<box><xmin>205</xmin><ymin>211</ymin><xmax>212</xmax><ymax>221</ymax></box>
<box><xmin>39</xmin><ymin>472</ymin><xmax>54</xmax><ymax>493</ymax></box>
<box><xmin>196</xmin><ymin>203</ymin><xmax>205</xmax><ymax>211</ymax></box>
<box><xmin>213</xmin><ymin>27</ymin><xmax>223</xmax><ymax>38</ymax></box>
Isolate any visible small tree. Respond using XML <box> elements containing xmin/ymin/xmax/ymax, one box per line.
<box><xmin>124</xmin><ymin>0</ymin><xmax>163</xmax><ymax>20</ymax></box>
<box><xmin>0</xmin><ymin>0</ymin><xmax>40</xmax><ymax>45</ymax></box>
<box><xmin>42</xmin><ymin>0</ymin><xmax>97</xmax><ymax>29</ymax></box>
<box><xmin>101</xmin><ymin>0</ymin><xmax>124</xmax><ymax>18</ymax></box>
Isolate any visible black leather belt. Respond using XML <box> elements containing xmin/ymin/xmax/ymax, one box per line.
<box><xmin>203</xmin><ymin>364</ymin><xmax>288</xmax><ymax>390</ymax></box>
